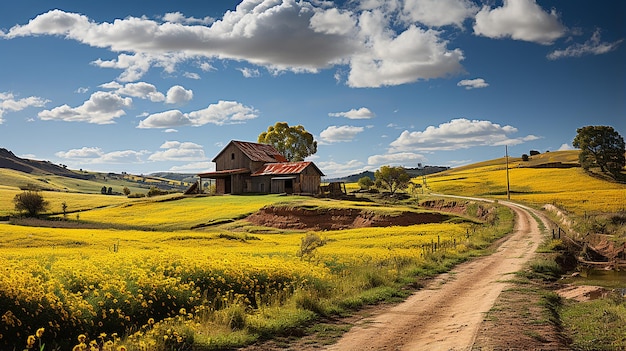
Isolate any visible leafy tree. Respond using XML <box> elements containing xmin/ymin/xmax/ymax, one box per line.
<box><xmin>374</xmin><ymin>166</ymin><xmax>411</xmax><ymax>195</ymax></box>
<box><xmin>101</xmin><ymin>186</ymin><xmax>107</xmax><ymax>194</ymax></box>
<box><xmin>122</xmin><ymin>186</ymin><xmax>131</xmax><ymax>196</ymax></box>
<box><xmin>258</xmin><ymin>122</ymin><xmax>317</xmax><ymax>161</ymax></box>
<box><xmin>14</xmin><ymin>191</ymin><xmax>49</xmax><ymax>217</ymax></box>
<box><xmin>573</xmin><ymin>125</ymin><xmax>625</xmax><ymax>177</ymax></box>
<box><xmin>357</xmin><ymin>176</ymin><xmax>373</xmax><ymax>190</ymax></box>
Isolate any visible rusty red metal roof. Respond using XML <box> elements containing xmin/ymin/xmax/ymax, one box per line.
<box><xmin>218</xmin><ymin>140</ymin><xmax>288</xmax><ymax>163</ymax></box>
<box><xmin>251</xmin><ymin>161</ymin><xmax>324</xmax><ymax>176</ymax></box>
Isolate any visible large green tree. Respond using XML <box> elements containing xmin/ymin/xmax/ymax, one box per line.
<box><xmin>573</xmin><ymin>125</ymin><xmax>625</xmax><ymax>177</ymax></box>
<box><xmin>258</xmin><ymin>122</ymin><xmax>317</xmax><ymax>161</ymax></box>
<box><xmin>374</xmin><ymin>165</ymin><xmax>411</xmax><ymax>195</ymax></box>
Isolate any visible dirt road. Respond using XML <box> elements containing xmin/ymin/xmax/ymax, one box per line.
<box><xmin>325</xmin><ymin>200</ymin><xmax>550</xmax><ymax>351</ymax></box>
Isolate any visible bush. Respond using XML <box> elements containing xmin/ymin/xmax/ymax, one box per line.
<box><xmin>13</xmin><ymin>191</ymin><xmax>49</xmax><ymax>217</ymax></box>
<box><xmin>147</xmin><ymin>186</ymin><xmax>168</xmax><ymax>197</ymax></box>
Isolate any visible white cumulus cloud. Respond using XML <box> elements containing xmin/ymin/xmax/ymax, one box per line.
<box><xmin>401</xmin><ymin>0</ymin><xmax>479</xmax><ymax>28</ymax></box>
<box><xmin>165</xmin><ymin>85</ymin><xmax>193</xmax><ymax>104</ymax></box>
<box><xmin>319</xmin><ymin>125</ymin><xmax>365</xmax><ymax>143</ymax></box>
<box><xmin>367</xmin><ymin>152</ymin><xmax>427</xmax><ymax>168</ymax></box>
<box><xmin>473</xmin><ymin>0</ymin><xmax>566</xmax><ymax>45</ymax></box>
<box><xmin>0</xmin><ymin>92</ymin><xmax>49</xmax><ymax>123</ymax></box>
<box><xmin>148</xmin><ymin>141</ymin><xmax>207</xmax><ymax>161</ymax></box>
<box><xmin>457</xmin><ymin>78</ymin><xmax>489</xmax><ymax>89</ymax></box>
<box><xmin>100</xmin><ymin>81</ymin><xmax>165</xmax><ymax>102</ymax></box>
<box><xmin>389</xmin><ymin>118</ymin><xmax>539</xmax><ymax>152</ymax></box>
<box><xmin>2</xmin><ymin>3</ymin><xmax>466</xmax><ymax>87</ymax></box>
<box><xmin>138</xmin><ymin>100</ymin><xmax>258</xmax><ymax>128</ymax></box>
<box><xmin>38</xmin><ymin>91</ymin><xmax>132</xmax><ymax>124</ymax></box>
<box><xmin>329</xmin><ymin>107</ymin><xmax>375</xmax><ymax>119</ymax></box>
<box><xmin>55</xmin><ymin>146</ymin><xmax>149</xmax><ymax>164</ymax></box>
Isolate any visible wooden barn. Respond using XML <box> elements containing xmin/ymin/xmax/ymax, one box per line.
<box><xmin>195</xmin><ymin>140</ymin><xmax>324</xmax><ymax>195</ymax></box>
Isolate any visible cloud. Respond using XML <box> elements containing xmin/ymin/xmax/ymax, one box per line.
<box><xmin>367</xmin><ymin>152</ymin><xmax>427</xmax><ymax>168</ymax></box>
<box><xmin>183</xmin><ymin>72</ymin><xmax>201</xmax><ymax>79</ymax></box>
<box><xmin>401</xmin><ymin>0</ymin><xmax>479</xmax><ymax>28</ymax></box>
<box><xmin>55</xmin><ymin>146</ymin><xmax>149</xmax><ymax>164</ymax></box>
<box><xmin>389</xmin><ymin>118</ymin><xmax>540</xmax><ymax>152</ymax></box>
<box><xmin>457</xmin><ymin>78</ymin><xmax>489</xmax><ymax>89</ymax></box>
<box><xmin>0</xmin><ymin>92</ymin><xmax>49</xmax><ymax>123</ymax></box>
<box><xmin>148</xmin><ymin>141</ymin><xmax>207</xmax><ymax>161</ymax></box>
<box><xmin>237</xmin><ymin>67</ymin><xmax>261</xmax><ymax>78</ymax></box>
<box><xmin>547</xmin><ymin>29</ymin><xmax>624</xmax><ymax>60</ymax></box>
<box><xmin>165</xmin><ymin>85</ymin><xmax>193</xmax><ymax>104</ymax></box>
<box><xmin>138</xmin><ymin>100</ymin><xmax>258</xmax><ymax>128</ymax></box>
<box><xmin>38</xmin><ymin>91</ymin><xmax>132</xmax><ymax>124</ymax></box>
<box><xmin>473</xmin><ymin>0</ymin><xmax>566</xmax><ymax>45</ymax></box>
<box><xmin>319</xmin><ymin>125</ymin><xmax>365</xmax><ymax>143</ymax></box>
<box><xmin>557</xmin><ymin>143</ymin><xmax>574</xmax><ymax>151</ymax></box>
<box><xmin>100</xmin><ymin>81</ymin><xmax>165</xmax><ymax>102</ymax></box>
<box><xmin>348</xmin><ymin>12</ymin><xmax>465</xmax><ymax>87</ymax></box>
<box><xmin>316</xmin><ymin>159</ymin><xmax>366</xmax><ymax>178</ymax></box>
<box><xmin>162</xmin><ymin>12</ymin><xmax>214</xmax><ymax>25</ymax></box>
<box><xmin>329</xmin><ymin>107</ymin><xmax>375</xmax><ymax>119</ymax></box>
<box><xmin>3</xmin><ymin>4</ymin><xmax>465</xmax><ymax>87</ymax></box>
<box><xmin>169</xmin><ymin>161</ymin><xmax>214</xmax><ymax>173</ymax></box>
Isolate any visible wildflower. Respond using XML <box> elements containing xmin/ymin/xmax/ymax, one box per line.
<box><xmin>26</xmin><ymin>335</ymin><xmax>36</xmax><ymax>348</ymax></box>
<box><xmin>118</xmin><ymin>347</ymin><xmax>127</xmax><ymax>351</ymax></box>
<box><xmin>147</xmin><ymin>317</ymin><xmax>155</xmax><ymax>325</ymax></box>
<box><xmin>78</xmin><ymin>334</ymin><xmax>87</xmax><ymax>343</ymax></box>
<box><xmin>179</xmin><ymin>308</ymin><xmax>186</xmax><ymax>315</ymax></box>
<box><xmin>36</xmin><ymin>327</ymin><xmax>45</xmax><ymax>338</ymax></box>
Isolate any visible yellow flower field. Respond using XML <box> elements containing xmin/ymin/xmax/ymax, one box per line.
<box><xmin>426</xmin><ymin>151</ymin><xmax>626</xmax><ymax>215</ymax></box>
<box><xmin>0</xmin><ymin>193</ymin><xmax>506</xmax><ymax>350</ymax></box>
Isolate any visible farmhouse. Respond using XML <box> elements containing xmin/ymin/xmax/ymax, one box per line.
<box><xmin>194</xmin><ymin>140</ymin><xmax>324</xmax><ymax>195</ymax></box>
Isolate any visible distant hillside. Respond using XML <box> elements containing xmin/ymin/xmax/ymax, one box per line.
<box><xmin>150</xmin><ymin>172</ymin><xmax>198</xmax><ymax>184</ymax></box>
<box><xmin>326</xmin><ymin>166</ymin><xmax>450</xmax><ymax>183</ymax></box>
<box><xmin>0</xmin><ymin>148</ymin><xmax>92</xmax><ymax>180</ymax></box>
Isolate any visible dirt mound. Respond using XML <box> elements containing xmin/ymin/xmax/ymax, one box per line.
<box><xmin>246</xmin><ymin>206</ymin><xmax>450</xmax><ymax>230</ymax></box>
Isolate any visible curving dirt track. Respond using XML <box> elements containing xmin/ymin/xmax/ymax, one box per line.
<box><xmin>324</xmin><ymin>199</ymin><xmax>550</xmax><ymax>351</ymax></box>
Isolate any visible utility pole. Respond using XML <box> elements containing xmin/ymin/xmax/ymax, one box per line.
<box><xmin>505</xmin><ymin>145</ymin><xmax>510</xmax><ymax>200</ymax></box>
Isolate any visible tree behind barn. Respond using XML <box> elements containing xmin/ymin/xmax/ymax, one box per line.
<box><xmin>573</xmin><ymin>125</ymin><xmax>625</xmax><ymax>177</ymax></box>
<box><xmin>258</xmin><ymin>122</ymin><xmax>317</xmax><ymax>161</ymax></box>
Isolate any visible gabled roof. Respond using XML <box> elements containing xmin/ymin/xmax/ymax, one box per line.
<box><xmin>251</xmin><ymin>161</ymin><xmax>325</xmax><ymax>177</ymax></box>
<box><xmin>212</xmin><ymin>140</ymin><xmax>288</xmax><ymax>163</ymax></box>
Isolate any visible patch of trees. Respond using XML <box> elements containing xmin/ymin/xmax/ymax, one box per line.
<box><xmin>573</xmin><ymin>125</ymin><xmax>625</xmax><ymax>178</ymax></box>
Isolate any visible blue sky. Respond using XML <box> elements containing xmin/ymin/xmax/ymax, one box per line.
<box><xmin>0</xmin><ymin>0</ymin><xmax>624</xmax><ymax>178</ymax></box>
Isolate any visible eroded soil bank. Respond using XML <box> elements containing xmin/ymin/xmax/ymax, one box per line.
<box><xmin>246</xmin><ymin>206</ymin><xmax>452</xmax><ymax>230</ymax></box>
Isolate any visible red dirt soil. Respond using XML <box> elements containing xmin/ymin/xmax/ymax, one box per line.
<box><xmin>246</xmin><ymin>206</ymin><xmax>451</xmax><ymax>230</ymax></box>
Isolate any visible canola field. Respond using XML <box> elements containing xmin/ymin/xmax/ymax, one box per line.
<box><xmin>0</xmin><ymin>194</ymin><xmax>505</xmax><ymax>350</ymax></box>
<box><xmin>426</xmin><ymin>151</ymin><xmax>626</xmax><ymax>215</ymax></box>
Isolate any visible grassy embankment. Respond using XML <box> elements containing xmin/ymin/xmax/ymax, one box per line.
<box><xmin>1</xmin><ymin>185</ymin><xmax>511</xmax><ymax>350</ymax></box>
<box><xmin>427</xmin><ymin>150</ymin><xmax>626</xmax><ymax>350</ymax></box>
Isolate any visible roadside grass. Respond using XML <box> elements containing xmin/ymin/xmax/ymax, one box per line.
<box><xmin>560</xmin><ymin>293</ymin><xmax>626</xmax><ymax>350</ymax></box>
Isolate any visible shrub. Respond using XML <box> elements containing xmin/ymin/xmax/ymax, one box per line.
<box><xmin>13</xmin><ymin>191</ymin><xmax>49</xmax><ymax>217</ymax></box>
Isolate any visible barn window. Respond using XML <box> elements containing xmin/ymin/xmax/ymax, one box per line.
<box><xmin>231</xmin><ymin>153</ymin><xmax>235</xmax><ymax>160</ymax></box>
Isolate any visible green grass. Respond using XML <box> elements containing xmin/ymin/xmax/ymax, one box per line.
<box><xmin>561</xmin><ymin>294</ymin><xmax>626</xmax><ymax>350</ymax></box>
